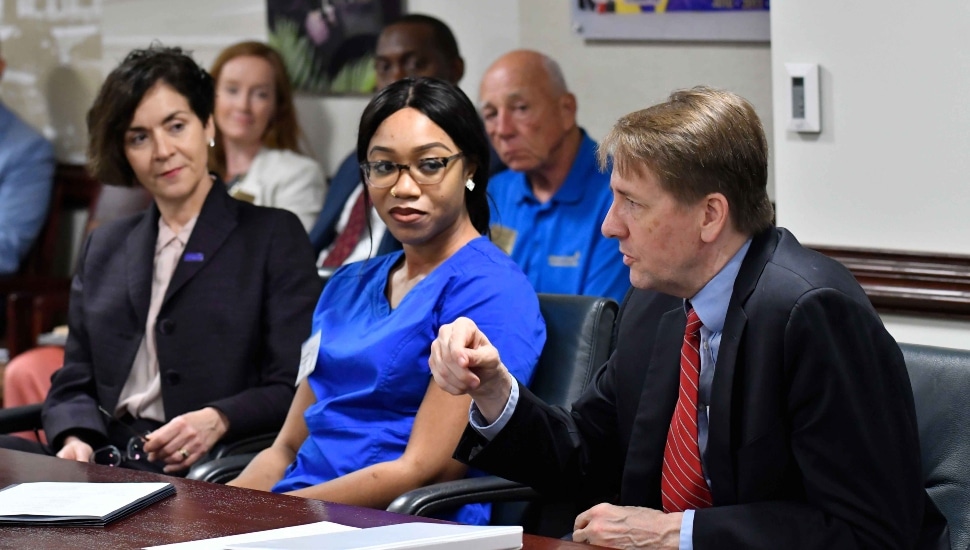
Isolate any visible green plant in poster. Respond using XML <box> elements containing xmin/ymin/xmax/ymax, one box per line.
<box><xmin>268</xmin><ymin>17</ymin><xmax>329</xmax><ymax>94</ymax></box>
<box><xmin>330</xmin><ymin>55</ymin><xmax>376</xmax><ymax>94</ymax></box>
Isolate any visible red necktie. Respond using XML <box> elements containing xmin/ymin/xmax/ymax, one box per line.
<box><xmin>321</xmin><ymin>191</ymin><xmax>368</xmax><ymax>268</ymax></box>
<box><xmin>661</xmin><ymin>307</ymin><xmax>713</xmax><ymax>513</ymax></box>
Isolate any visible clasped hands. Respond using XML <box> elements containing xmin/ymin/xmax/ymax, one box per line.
<box><xmin>57</xmin><ymin>407</ymin><xmax>229</xmax><ymax>473</ymax></box>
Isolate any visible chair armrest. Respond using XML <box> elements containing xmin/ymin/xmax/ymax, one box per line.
<box><xmin>387</xmin><ymin>476</ymin><xmax>539</xmax><ymax>517</ymax></box>
<box><xmin>0</xmin><ymin>404</ymin><xmax>43</xmax><ymax>434</ymax></box>
<box><xmin>208</xmin><ymin>432</ymin><xmax>277</xmax><ymax>460</ymax></box>
<box><xmin>0</xmin><ymin>276</ymin><xmax>70</xmax><ymax>296</ymax></box>
<box><xmin>186</xmin><ymin>453</ymin><xmax>257</xmax><ymax>483</ymax></box>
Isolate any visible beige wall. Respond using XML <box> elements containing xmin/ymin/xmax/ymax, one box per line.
<box><xmin>0</xmin><ymin>0</ymin><xmax>102</xmax><ymax>163</ymax></box>
<box><xmin>101</xmin><ymin>0</ymin><xmax>267</xmax><ymax>68</ymax></box>
<box><xmin>770</xmin><ymin>2</ymin><xmax>970</xmax><ymax>348</ymax></box>
<box><xmin>4</xmin><ymin>0</ymin><xmax>773</xmax><ymax>182</ymax></box>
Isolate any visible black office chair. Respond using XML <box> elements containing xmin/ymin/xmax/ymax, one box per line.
<box><xmin>900</xmin><ymin>342</ymin><xmax>970</xmax><ymax>550</ymax></box>
<box><xmin>0</xmin><ymin>403</ymin><xmax>42</xmax><ymax>435</ymax></box>
<box><xmin>387</xmin><ymin>293</ymin><xmax>619</xmax><ymax>536</ymax></box>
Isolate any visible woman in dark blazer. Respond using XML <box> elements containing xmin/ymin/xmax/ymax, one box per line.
<box><xmin>0</xmin><ymin>45</ymin><xmax>321</xmax><ymax>474</ymax></box>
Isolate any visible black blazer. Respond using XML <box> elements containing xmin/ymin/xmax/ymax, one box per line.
<box><xmin>43</xmin><ymin>180</ymin><xmax>322</xmax><ymax>450</ymax></box>
<box><xmin>458</xmin><ymin>227</ymin><xmax>947</xmax><ymax>549</ymax></box>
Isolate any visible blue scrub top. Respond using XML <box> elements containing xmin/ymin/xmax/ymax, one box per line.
<box><xmin>272</xmin><ymin>237</ymin><xmax>546</xmax><ymax>526</ymax></box>
<box><xmin>487</xmin><ymin>130</ymin><xmax>629</xmax><ymax>303</ymax></box>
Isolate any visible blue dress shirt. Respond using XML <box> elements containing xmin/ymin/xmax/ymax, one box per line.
<box><xmin>678</xmin><ymin>238</ymin><xmax>750</xmax><ymax>549</ymax></box>
<box><xmin>0</xmin><ymin>101</ymin><xmax>55</xmax><ymax>275</ymax></box>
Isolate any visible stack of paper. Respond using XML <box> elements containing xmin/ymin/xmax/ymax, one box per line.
<box><xmin>145</xmin><ymin>521</ymin><xmax>359</xmax><ymax>550</ymax></box>
<box><xmin>226</xmin><ymin>523</ymin><xmax>523</xmax><ymax>550</ymax></box>
<box><xmin>145</xmin><ymin>521</ymin><xmax>522</xmax><ymax>550</ymax></box>
<box><xmin>0</xmin><ymin>482</ymin><xmax>175</xmax><ymax>527</ymax></box>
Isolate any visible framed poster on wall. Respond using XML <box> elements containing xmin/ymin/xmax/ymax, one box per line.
<box><xmin>572</xmin><ymin>0</ymin><xmax>769</xmax><ymax>42</ymax></box>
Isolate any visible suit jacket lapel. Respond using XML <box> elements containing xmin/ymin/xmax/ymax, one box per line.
<box><xmin>163</xmin><ymin>181</ymin><xmax>238</xmax><ymax>305</ymax></box>
<box><xmin>126</xmin><ymin>203</ymin><xmax>160</xmax><ymax>328</ymax></box>
<box><xmin>706</xmin><ymin>228</ymin><xmax>778</xmax><ymax>505</ymax></box>
<box><xmin>621</xmin><ymin>307</ymin><xmax>684</xmax><ymax>508</ymax></box>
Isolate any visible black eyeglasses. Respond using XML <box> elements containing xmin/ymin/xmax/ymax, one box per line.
<box><xmin>89</xmin><ymin>406</ymin><xmax>151</xmax><ymax>467</ymax></box>
<box><xmin>359</xmin><ymin>152</ymin><xmax>464</xmax><ymax>189</ymax></box>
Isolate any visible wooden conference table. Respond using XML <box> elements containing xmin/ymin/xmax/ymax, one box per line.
<box><xmin>0</xmin><ymin>449</ymin><xmax>596</xmax><ymax>549</ymax></box>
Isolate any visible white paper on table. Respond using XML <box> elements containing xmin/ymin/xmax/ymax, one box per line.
<box><xmin>143</xmin><ymin>520</ymin><xmax>358</xmax><ymax>550</ymax></box>
<box><xmin>225</xmin><ymin>523</ymin><xmax>523</xmax><ymax>550</ymax></box>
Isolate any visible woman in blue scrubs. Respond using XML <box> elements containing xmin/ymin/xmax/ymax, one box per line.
<box><xmin>228</xmin><ymin>77</ymin><xmax>546</xmax><ymax>526</ymax></box>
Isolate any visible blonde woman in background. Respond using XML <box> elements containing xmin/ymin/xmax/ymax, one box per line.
<box><xmin>210</xmin><ymin>41</ymin><xmax>325</xmax><ymax>231</ymax></box>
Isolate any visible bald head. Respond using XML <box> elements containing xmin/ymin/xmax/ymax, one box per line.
<box><xmin>479</xmin><ymin>50</ymin><xmax>578</xmax><ymax>175</ymax></box>
<box><xmin>484</xmin><ymin>50</ymin><xmax>568</xmax><ymax>97</ymax></box>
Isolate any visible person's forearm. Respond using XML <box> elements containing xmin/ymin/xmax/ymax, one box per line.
<box><xmin>286</xmin><ymin>458</ymin><xmax>465</xmax><ymax>509</ymax></box>
<box><xmin>228</xmin><ymin>445</ymin><xmax>296</xmax><ymax>491</ymax></box>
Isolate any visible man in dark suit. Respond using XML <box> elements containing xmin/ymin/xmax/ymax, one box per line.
<box><xmin>429</xmin><ymin>87</ymin><xmax>948</xmax><ymax>549</ymax></box>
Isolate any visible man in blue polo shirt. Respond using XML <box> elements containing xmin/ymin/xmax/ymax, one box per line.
<box><xmin>480</xmin><ymin>50</ymin><xmax>628</xmax><ymax>302</ymax></box>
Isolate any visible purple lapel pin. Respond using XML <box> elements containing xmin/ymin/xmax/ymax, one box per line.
<box><xmin>183</xmin><ymin>252</ymin><xmax>204</xmax><ymax>262</ymax></box>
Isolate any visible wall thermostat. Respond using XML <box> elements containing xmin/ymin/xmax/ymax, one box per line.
<box><xmin>785</xmin><ymin>63</ymin><xmax>820</xmax><ymax>133</ymax></box>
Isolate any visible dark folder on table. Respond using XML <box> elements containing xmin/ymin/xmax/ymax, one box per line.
<box><xmin>0</xmin><ymin>482</ymin><xmax>175</xmax><ymax>527</ymax></box>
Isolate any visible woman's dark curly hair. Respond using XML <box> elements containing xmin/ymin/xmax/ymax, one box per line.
<box><xmin>87</xmin><ymin>45</ymin><xmax>214</xmax><ymax>186</ymax></box>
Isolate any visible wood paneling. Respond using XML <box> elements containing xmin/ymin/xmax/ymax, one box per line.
<box><xmin>812</xmin><ymin>246</ymin><xmax>970</xmax><ymax>320</ymax></box>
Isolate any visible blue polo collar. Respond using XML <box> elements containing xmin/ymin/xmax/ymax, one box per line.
<box><xmin>512</xmin><ymin>129</ymin><xmax>605</xmax><ymax>206</ymax></box>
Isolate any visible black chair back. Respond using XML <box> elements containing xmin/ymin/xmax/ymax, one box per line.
<box><xmin>388</xmin><ymin>294</ymin><xmax>619</xmax><ymax>535</ymax></box>
<box><xmin>489</xmin><ymin>294</ymin><xmax>617</xmax><ymax>530</ymax></box>
<box><xmin>900</xmin><ymin>343</ymin><xmax>970</xmax><ymax>550</ymax></box>
<box><xmin>530</xmin><ymin>293</ymin><xmax>618</xmax><ymax>407</ymax></box>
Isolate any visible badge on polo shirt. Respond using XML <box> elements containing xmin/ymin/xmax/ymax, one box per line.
<box><xmin>229</xmin><ymin>187</ymin><xmax>256</xmax><ymax>204</ymax></box>
<box><xmin>490</xmin><ymin>224</ymin><xmax>517</xmax><ymax>255</ymax></box>
<box><xmin>548</xmin><ymin>251</ymin><xmax>581</xmax><ymax>268</ymax></box>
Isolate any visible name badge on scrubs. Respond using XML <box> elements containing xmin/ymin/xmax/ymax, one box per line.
<box><xmin>296</xmin><ymin>330</ymin><xmax>321</xmax><ymax>386</ymax></box>
<box><xmin>490</xmin><ymin>224</ymin><xmax>517</xmax><ymax>255</ymax></box>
